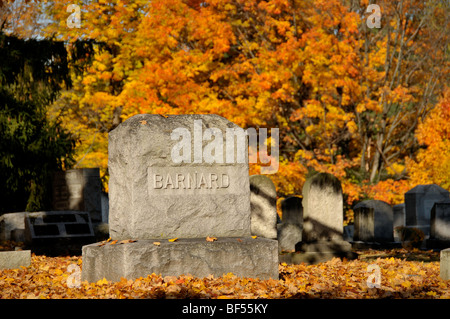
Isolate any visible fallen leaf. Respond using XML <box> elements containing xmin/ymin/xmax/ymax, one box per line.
<box><xmin>118</xmin><ymin>239</ymin><xmax>137</xmax><ymax>245</ymax></box>
<box><xmin>236</xmin><ymin>238</ymin><xmax>242</xmax><ymax>242</ymax></box>
<box><xmin>153</xmin><ymin>241</ymin><xmax>161</xmax><ymax>246</ymax></box>
<box><xmin>206</xmin><ymin>236</ymin><xmax>217</xmax><ymax>242</ymax></box>
<box><xmin>139</xmin><ymin>120</ymin><xmax>147</xmax><ymax>125</ymax></box>
<box><xmin>251</xmin><ymin>236</ymin><xmax>258</xmax><ymax>239</ymax></box>
<box><xmin>168</xmin><ymin>238</ymin><xmax>178</xmax><ymax>242</ymax></box>
<box><xmin>110</xmin><ymin>240</ymin><xmax>118</xmax><ymax>245</ymax></box>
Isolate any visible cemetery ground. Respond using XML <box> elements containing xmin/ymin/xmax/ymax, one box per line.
<box><xmin>0</xmin><ymin>242</ymin><xmax>448</xmax><ymax>299</ymax></box>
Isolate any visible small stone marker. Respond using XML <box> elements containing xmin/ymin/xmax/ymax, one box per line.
<box><xmin>353</xmin><ymin>200</ymin><xmax>394</xmax><ymax>243</ymax></box>
<box><xmin>0</xmin><ymin>250</ymin><xmax>31</xmax><ymax>269</ymax></box>
<box><xmin>108</xmin><ymin>114</ymin><xmax>251</xmax><ymax>240</ymax></box>
<box><xmin>0</xmin><ymin>212</ymin><xmax>27</xmax><ymax>242</ymax></box>
<box><xmin>249</xmin><ymin>175</ymin><xmax>277</xmax><ymax>239</ymax></box>
<box><xmin>277</xmin><ymin>196</ymin><xmax>302</xmax><ymax>251</ymax></box>
<box><xmin>440</xmin><ymin>248</ymin><xmax>450</xmax><ymax>280</ymax></box>
<box><xmin>404</xmin><ymin>184</ymin><xmax>450</xmax><ymax>236</ymax></box>
<box><xmin>295</xmin><ymin>173</ymin><xmax>353</xmax><ymax>264</ymax></box>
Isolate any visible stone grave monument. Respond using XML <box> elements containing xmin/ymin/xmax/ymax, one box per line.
<box><xmin>52</xmin><ymin>168</ymin><xmax>103</xmax><ymax>223</ymax></box>
<box><xmin>393</xmin><ymin>203</ymin><xmax>405</xmax><ymax>242</ymax></box>
<box><xmin>277</xmin><ymin>196</ymin><xmax>302</xmax><ymax>252</ymax></box>
<box><xmin>292</xmin><ymin>173</ymin><xmax>355</xmax><ymax>264</ymax></box>
<box><xmin>404</xmin><ymin>184</ymin><xmax>450</xmax><ymax>236</ymax></box>
<box><xmin>427</xmin><ymin>199</ymin><xmax>450</xmax><ymax>248</ymax></box>
<box><xmin>81</xmin><ymin>114</ymin><xmax>279</xmax><ymax>282</ymax></box>
<box><xmin>249</xmin><ymin>175</ymin><xmax>277</xmax><ymax>239</ymax></box>
<box><xmin>353</xmin><ymin>199</ymin><xmax>394</xmax><ymax>244</ymax></box>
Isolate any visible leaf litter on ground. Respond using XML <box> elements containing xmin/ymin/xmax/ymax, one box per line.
<box><xmin>0</xmin><ymin>248</ymin><xmax>448</xmax><ymax>299</ymax></box>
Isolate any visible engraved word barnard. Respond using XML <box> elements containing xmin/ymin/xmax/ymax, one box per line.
<box><xmin>148</xmin><ymin>167</ymin><xmax>241</xmax><ymax>195</ymax></box>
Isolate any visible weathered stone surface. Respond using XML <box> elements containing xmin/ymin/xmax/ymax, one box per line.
<box><xmin>108</xmin><ymin>114</ymin><xmax>251</xmax><ymax>240</ymax></box>
<box><xmin>0</xmin><ymin>250</ymin><xmax>31</xmax><ymax>269</ymax></box>
<box><xmin>302</xmin><ymin>173</ymin><xmax>343</xmax><ymax>242</ymax></box>
<box><xmin>0</xmin><ymin>212</ymin><xmax>27</xmax><ymax>241</ymax></box>
<box><xmin>277</xmin><ymin>223</ymin><xmax>302</xmax><ymax>252</ymax></box>
<box><xmin>249</xmin><ymin>175</ymin><xmax>277</xmax><ymax>239</ymax></box>
<box><xmin>81</xmin><ymin>237</ymin><xmax>279</xmax><ymax>282</ymax></box>
<box><xmin>431</xmin><ymin>199</ymin><xmax>450</xmax><ymax>241</ymax></box>
<box><xmin>440</xmin><ymin>248</ymin><xmax>450</xmax><ymax>280</ymax></box>
<box><xmin>353</xmin><ymin>207</ymin><xmax>374</xmax><ymax>242</ymax></box>
<box><xmin>277</xmin><ymin>196</ymin><xmax>302</xmax><ymax>251</ymax></box>
<box><xmin>393</xmin><ymin>203</ymin><xmax>405</xmax><ymax>241</ymax></box>
<box><xmin>405</xmin><ymin>184</ymin><xmax>449</xmax><ymax>236</ymax></box>
<box><xmin>353</xmin><ymin>200</ymin><xmax>394</xmax><ymax>242</ymax></box>
<box><xmin>281</xmin><ymin>196</ymin><xmax>302</xmax><ymax>225</ymax></box>
<box><xmin>428</xmin><ymin>199</ymin><xmax>450</xmax><ymax>248</ymax></box>
<box><xmin>295</xmin><ymin>173</ymin><xmax>353</xmax><ymax>264</ymax></box>
<box><xmin>52</xmin><ymin>168</ymin><xmax>102</xmax><ymax>223</ymax></box>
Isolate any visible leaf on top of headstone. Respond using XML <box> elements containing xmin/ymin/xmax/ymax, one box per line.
<box><xmin>118</xmin><ymin>239</ymin><xmax>137</xmax><ymax>245</ymax></box>
<box><xmin>206</xmin><ymin>236</ymin><xmax>217</xmax><ymax>242</ymax></box>
<box><xmin>139</xmin><ymin>120</ymin><xmax>147</xmax><ymax>125</ymax></box>
<box><xmin>251</xmin><ymin>235</ymin><xmax>258</xmax><ymax>239</ymax></box>
<box><xmin>168</xmin><ymin>238</ymin><xmax>178</xmax><ymax>242</ymax></box>
<box><xmin>110</xmin><ymin>240</ymin><xmax>118</xmax><ymax>245</ymax></box>
<box><xmin>153</xmin><ymin>241</ymin><xmax>161</xmax><ymax>246</ymax></box>
<box><xmin>159</xmin><ymin>114</ymin><xmax>169</xmax><ymax>118</ymax></box>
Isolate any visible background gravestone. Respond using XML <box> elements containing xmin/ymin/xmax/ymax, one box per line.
<box><xmin>427</xmin><ymin>199</ymin><xmax>450</xmax><ymax>248</ymax></box>
<box><xmin>108</xmin><ymin>114</ymin><xmax>251</xmax><ymax>240</ymax></box>
<box><xmin>52</xmin><ymin>168</ymin><xmax>102</xmax><ymax>223</ymax></box>
<box><xmin>249</xmin><ymin>175</ymin><xmax>277</xmax><ymax>239</ymax></box>
<box><xmin>353</xmin><ymin>200</ymin><xmax>394</xmax><ymax>243</ymax></box>
<box><xmin>277</xmin><ymin>196</ymin><xmax>302</xmax><ymax>251</ymax></box>
<box><xmin>294</xmin><ymin>173</ymin><xmax>353</xmax><ymax>264</ymax></box>
<box><xmin>393</xmin><ymin>203</ymin><xmax>405</xmax><ymax>242</ymax></box>
<box><xmin>404</xmin><ymin>184</ymin><xmax>449</xmax><ymax>236</ymax></box>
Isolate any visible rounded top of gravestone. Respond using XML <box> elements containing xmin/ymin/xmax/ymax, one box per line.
<box><xmin>405</xmin><ymin>184</ymin><xmax>449</xmax><ymax>195</ymax></box>
<box><xmin>353</xmin><ymin>199</ymin><xmax>392</xmax><ymax>211</ymax></box>
<box><xmin>109</xmin><ymin>114</ymin><xmax>240</xmax><ymax>136</ymax></box>
<box><xmin>249</xmin><ymin>175</ymin><xmax>276</xmax><ymax>194</ymax></box>
<box><xmin>306</xmin><ymin>172</ymin><xmax>342</xmax><ymax>194</ymax></box>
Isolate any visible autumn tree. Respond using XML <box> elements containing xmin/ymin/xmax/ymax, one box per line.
<box><xmin>406</xmin><ymin>88</ymin><xmax>450</xmax><ymax>189</ymax></box>
<box><xmin>349</xmin><ymin>0</ymin><xmax>449</xmax><ymax>183</ymax></box>
<box><xmin>35</xmin><ymin>0</ymin><xmax>449</xmax><ymax>207</ymax></box>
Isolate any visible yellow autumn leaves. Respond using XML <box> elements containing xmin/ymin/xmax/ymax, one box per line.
<box><xmin>0</xmin><ymin>250</ymin><xmax>448</xmax><ymax>299</ymax></box>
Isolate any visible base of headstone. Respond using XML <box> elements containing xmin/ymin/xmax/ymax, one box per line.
<box><xmin>0</xmin><ymin>250</ymin><xmax>31</xmax><ymax>269</ymax></box>
<box><xmin>81</xmin><ymin>237</ymin><xmax>279</xmax><ymax>282</ymax></box>
<box><xmin>440</xmin><ymin>248</ymin><xmax>450</xmax><ymax>280</ymax></box>
<box><xmin>278</xmin><ymin>240</ymin><xmax>357</xmax><ymax>265</ymax></box>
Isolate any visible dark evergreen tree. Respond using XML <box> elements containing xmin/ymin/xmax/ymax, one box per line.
<box><xmin>0</xmin><ymin>31</ymin><xmax>75</xmax><ymax>213</ymax></box>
